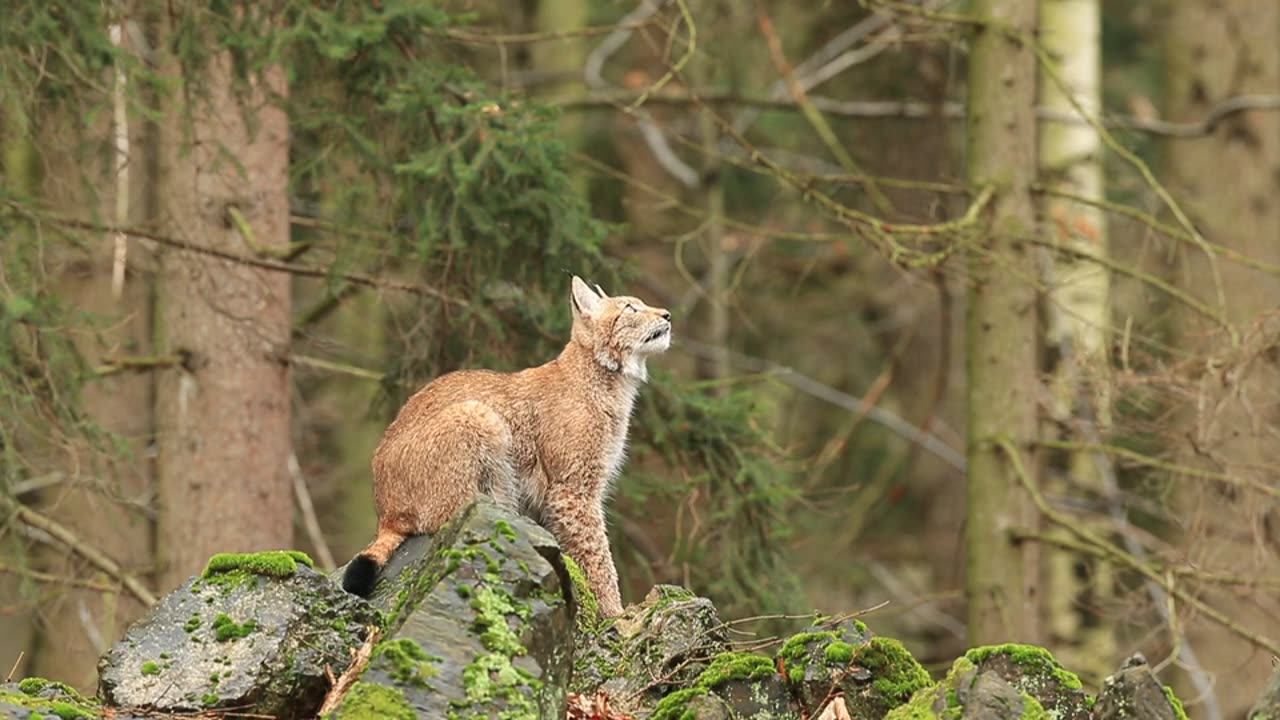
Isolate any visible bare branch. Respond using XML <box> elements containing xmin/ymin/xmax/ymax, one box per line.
<box><xmin>2</xmin><ymin>496</ymin><xmax>156</xmax><ymax>606</ymax></box>
<box><xmin>7</xmin><ymin>204</ymin><xmax>467</xmax><ymax>308</ymax></box>
<box><xmin>290</xmin><ymin>454</ymin><xmax>336</xmax><ymax>573</ymax></box>
<box><xmin>675</xmin><ymin>338</ymin><xmax>967</xmax><ymax>472</ymax></box>
<box><xmin>555</xmin><ymin>91</ymin><xmax>1280</xmax><ymax>138</ymax></box>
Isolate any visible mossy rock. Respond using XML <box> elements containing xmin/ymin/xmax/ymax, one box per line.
<box><xmin>0</xmin><ymin>680</ymin><xmax>102</xmax><ymax>720</ymax></box>
<box><xmin>327</xmin><ymin>500</ymin><xmax>572</xmax><ymax>720</ymax></box>
<box><xmin>960</xmin><ymin>645</ymin><xmax>1089</xmax><ymax>719</ymax></box>
<box><xmin>650</xmin><ymin>652</ymin><xmax>798</xmax><ymax>720</ymax></box>
<box><xmin>774</xmin><ymin>620</ymin><xmax>929</xmax><ymax>718</ymax></box>
<box><xmin>97</xmin><ymin>556</ymin><xmax>378</xmax><ymax>720</ymax></box>
<box><xmin>572</xmin><ymin>584</ymin><xmax>730</xmax><ymax>717</ymax></box>
<box><xmin>1092</xmin><ymin>653</ymin><xmax>1187</xmax><ymax>720</ymax></box>
<box><xmin>889</xmin><ymin>664</ymin><xmax>1052</xmax><ymax>720</ymax></box>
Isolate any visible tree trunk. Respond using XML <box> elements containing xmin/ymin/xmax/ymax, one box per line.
<box><xmin>1036</xmin><ymin>0</ymin><xmax>1114</xmax><ymax>681</ymax></box>
<box><xmin>16</xmin><ymin>9</ymin><xmax>158</xmax><ymax>689</ymax></box>
<box><xmin>964</xmin><ymin>0</ymin><xmax>1040</xmax><ymax>645</ymax></box>
<box><xmin>1164</xmin><ymin>1</ymin><xmax>1280</xmax><ymax>715</ymax></box>
<box><xmin>153</xmin><ymin>6</ymin><xmax>294</xmax><ymax>591</ymax></box>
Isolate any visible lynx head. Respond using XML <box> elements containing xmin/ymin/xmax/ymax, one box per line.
<box><xmin>570</xmin><ymin>275</ymin><xmax>672</xmax><ymax>382</ymax></box>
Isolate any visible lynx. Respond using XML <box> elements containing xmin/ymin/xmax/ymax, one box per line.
<box><xmin>340</xmin><ymin>276</ymin><xmax>672</xmax><ymax>617</ymax></box>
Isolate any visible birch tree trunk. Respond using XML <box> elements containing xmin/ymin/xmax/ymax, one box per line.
<box><xmin>153</xmin><ymin>5</ymin><xmax>295</xmax><ymax>591</ymax></box>
<box><xmin>964</xmin><ymin>0</ymin><xmax>1041</xmax><ymax>645</ymax></box>
<box><xmin>1165</xmin><ymin>0</ymin><xmax>1280</xmax><ymax>714</ymax></box>
<box><xmin>1036</xmin><ymin>0</ymin><xmax>1114</xmax><ymax>681</ymax></box>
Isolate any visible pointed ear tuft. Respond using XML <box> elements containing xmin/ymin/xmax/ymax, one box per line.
<box><xmin>571</xmin><ymin>276</ymin><xmax>603</xmax><ymax>318</ymax></box>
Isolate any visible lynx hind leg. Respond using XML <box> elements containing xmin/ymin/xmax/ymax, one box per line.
<box><xmin>417</xmin><ymin>400</ymin><xmax>519</xmax><ymax>528</ymax></box>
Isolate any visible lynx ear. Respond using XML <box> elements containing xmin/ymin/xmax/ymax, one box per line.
<box><xmin>570</xmin><ymin>276</ymin><xmax>603</xmax><ymax>318</ymax></box>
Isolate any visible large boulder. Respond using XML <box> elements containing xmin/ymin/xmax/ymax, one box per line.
<box><xmin>97</xmin><ymin>550</ymin><xmax>378</xmax><ymax>719</ymax></box>
<box><xmin>324</xmin><ymin>500</ymin><xmax>573</xmax><ymax>720</ymax></box>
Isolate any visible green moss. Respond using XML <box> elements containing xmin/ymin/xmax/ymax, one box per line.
<box><xmin>140</xmin><ymin>662</ymin><xmax>160</xmax><ymax>676</ymax></box>
<box><xmin>824</xmin><ymin>641</ymin><xmax>855</xmax><ymax>665</ymax></box>
<box><xmin>183</xmin><ymin>615</ymin><xmax>202</xmax><ymax>633</ymax></box>
<box><xmin>963</xmin><ymin>644</ymin><xmax>1083</xmax><ymax>691</ymax></box>
<box><xmin>202</xmin><ymin>550</ymin><xmax>314</xmax><ymax>579</ymax></box>
<box><xmin>883</xmin><ymin>684</ymin><xmax>940</xmax><ymax>720</ymax></box>
<box><xmin>202</xmin><ymin>694</ymin><xmax>220</xmax><ymax>708</ymax></box>
<box><xmin>212</xmin><ymin>613</ymin><xmax>258</xmax><ymax>642</ymax></box>
<box><xmin>373</xmin><ymin>638</ymin><xmax>442</xmax><ymax>688</ymax></box>
<box><xmin>328</xmin><ymin>681</ymin><xmax>414</xmax><ymax>720</ymax></box>
<box><xmin>858</xmin><ymin>637</ymin><xmax>932</xmax><ymax>704</ymax></box>
<box><xmin>561</xmin><ymin>553</ymin><xmax>600</xmax><ymax>631</ymax></box>
<box><xmin>695</xmin><ymin>652</ymin><xmax>775</xmax><ymax>690</ymax></box>
<box><xmin>1019</xmin><ymin>692</ymin><xmax>1048</xmax><ymax>720</ymax></box>
<box><xmin>776</xmin><ymin>631</ymin><xmax>840</xmax><ymax>667</ymax></box>
<box><xmin>649</xmin><ymin>585</ymin><xmax>696</xmax><ymax>611</ymax></box>
<box><xmin>0</xmin><ymin>686</ymin><xmax>97</xmax><ymax>720</ymax></box>
<box><xmin>457</xmin><ymin>652</ymin><xmax>541</xmax><ymax>717</ymax></box>
<box><xmin>650</xmin><ymin>687</ymin><xmax>707</xmax><ymax>720</ymax></box>
<box><xmin>494</xmin><ymin>519</ymin><xmax>517</xmax><ymax>542</ymax></box>
<box><xmin>16</xmin><ymin>679</ymin><xmax>84</xmax><ymax>701</ymax></box>
<box><xmin>469</xmin><ymin>585</ymin><xmax>528</xmax><ymax>656</ymax></box>
<box><xmin>1163</xmin><ymin>686</ymin><xmax>1189</xmax><ymax>720</ymax></box>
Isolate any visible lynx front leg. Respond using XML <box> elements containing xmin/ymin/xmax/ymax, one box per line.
<box><xmin>544</xmin><ymin>492</ymin><xmax>623</xmax><ymax>617</ymax></box>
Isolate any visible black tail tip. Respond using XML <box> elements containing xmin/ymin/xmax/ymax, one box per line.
<box><xmin>341</xmin><ymin>554</ymin><xmax>380</xmax><ymax>597</ymax></box>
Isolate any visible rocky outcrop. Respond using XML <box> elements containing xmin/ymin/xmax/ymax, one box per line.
<box><xmin>97</xmin><ymin>549</ymin><xmax>379</xmax><ymax>719</ymax></box>
<box><xmin>324</xmin><ymin>501</ymin><xmax>572</xmax><ymax>720</ymax></box>
<box><xmin>1092</xmin><ymin>653</ymin><xmax>1188</xmax><ymax>720</ymax></box>
<box><xmin>7</xmin><ymin>498</ymin><xmax>1240</xmax><ymax>720</ymax></box>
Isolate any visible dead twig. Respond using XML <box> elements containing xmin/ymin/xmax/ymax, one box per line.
<box><xmin>316</xmin><ymin>625</ymin><xmax>384</xmax><ymax>717</ymax></box>
<box><xmin>290</xmin><ymin>453</ymin><xmax>337</xmax><ymax>572</ymax></box>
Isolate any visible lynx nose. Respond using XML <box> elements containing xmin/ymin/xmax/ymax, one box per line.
<box><xmin>658</xmin><ymin>309</ymin><xmax>671</xmax><ymax>321</ymax></box>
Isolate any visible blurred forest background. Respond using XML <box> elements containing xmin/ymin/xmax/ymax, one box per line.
<box><xmin>1</xmin><ymin>0</ymin><xmax>1278</xmax><ymax>717</ymax></box>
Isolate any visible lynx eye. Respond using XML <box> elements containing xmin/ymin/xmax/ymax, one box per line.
<box><xmin>624</xmin><ymin>304</ymin><xmax>637</xmax><ymax>313</ymax></box>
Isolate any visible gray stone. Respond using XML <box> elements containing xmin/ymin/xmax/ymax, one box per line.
<box><xmin>96</xmin><ymin>560</ymin><xmax>378</xmax><ymax>720</ymax></box>
<box><xmin>710</xmin><ymin>673</ymin><xmax>797</xmax><ymax>719</ymax></box>
<box><xmin>960</xmin><ymin>645</ymin><xmax>1090</xmax><ymax>720</ymax></box>
<box><xmin>776</xmin><ymin>620</ymin><xmax>931</xmax><ymax>719</ymax></box>
<box><xmin>1093</xmin><ymin>653</ymin><xmax>1186</xmax><ymax>720</ymax></box>
<box><xmin>961</xmin><ymin>672</ymin><xmax>1037</xmax><ymax>720</ymax></box>
<box><xmin>326</xmin><ymin>500</ymin><xmax>572</xmax><ymax>720</ymax></box>
<box><xmin>573</xmin><ymin>585</ymin><xmax>729</xmax><ymax>717</ymax></box>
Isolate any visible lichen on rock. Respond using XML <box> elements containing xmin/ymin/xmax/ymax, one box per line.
<box><xmin>97</xmin><ymin>561</ymin><xmax>377</xmax><ymax>720</ymax></box>
<box><xmin>326</xmin><ymin>500</ymin><xmax>572</xmax><ymax>720</ymax></box>
<box><xmin>1091</xmin><ymin>653</ymin><xmax>1187</xmax><ymax>720</ymax></box>
<box><xmin>572</xmin><ymin>584</ymin><xmax>730</xmax><ymax>717</ymax></box>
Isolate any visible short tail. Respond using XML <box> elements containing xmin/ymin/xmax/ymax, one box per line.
<box><xmin>341</xmin><ymin>528</ymin><xmax>407</xmax><ymax>597</ymax></box>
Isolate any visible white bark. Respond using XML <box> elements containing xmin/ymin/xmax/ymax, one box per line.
<box><xmin>1037</xmin><ymin>0</ymin><xmax>1114</xmax><ymax>681</ymax></box>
